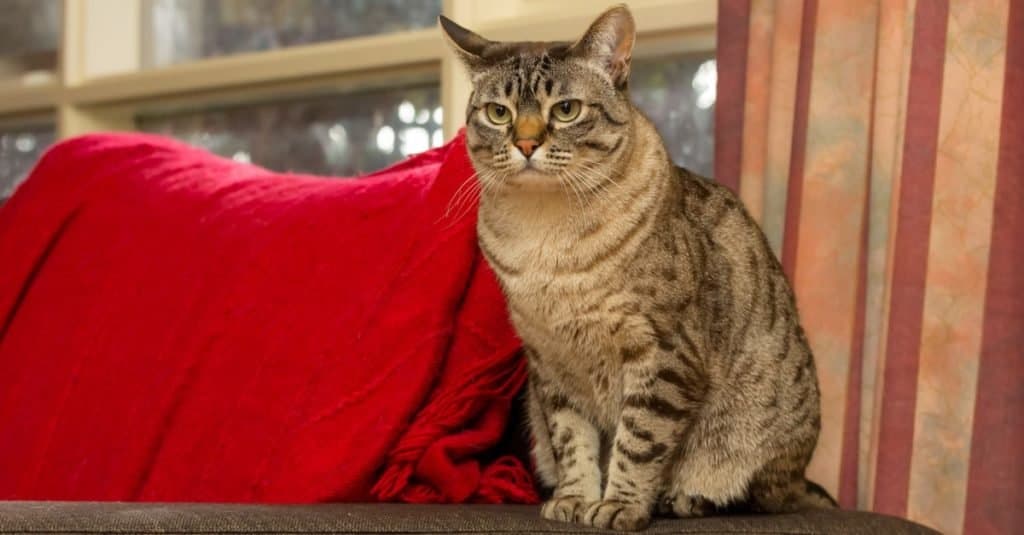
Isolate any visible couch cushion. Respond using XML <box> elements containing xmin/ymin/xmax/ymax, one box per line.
<box><xmin>0</xmin><ymin>502</ymin><xmax>939</xmax><ymax>534</ymax></box>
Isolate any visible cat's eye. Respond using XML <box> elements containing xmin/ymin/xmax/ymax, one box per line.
<box><xmin>485</xmin><ymin>103</ymin><xmax>512</xmax><ymax>125</ymax></box>
<box><xmin>551</xmin><ymin>100</ymin><xmax>582</xmax><ymax>122</ymax></box>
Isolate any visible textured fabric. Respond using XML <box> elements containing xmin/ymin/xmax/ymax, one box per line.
<box><xmin>0</xmin><ymin>132</ymin><xmax>537</xmax><ymax>505</ymax></box>
<box><xmin>0</xmin><ymin>502</ymin><xmax>939</xmax><ymax>534</ymax></box>
<box><xmin>716</xmin><ymin>1</ymin><xmax>1023</xmax><ymax>534</ymax></box>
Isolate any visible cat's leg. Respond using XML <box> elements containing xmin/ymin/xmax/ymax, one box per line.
<box><xmin>668</xmin><ymin>385</ymin><xmax>824</xmax><ymax>513</ymax></box>
<box><xmin>534</xmin><ymin>385</ymin><xmax>603</xmax><ymax>524</ymax></box>
<box><xmin>669</xmin><ymin>439</ymin><xmax>762</xmax><ymax>511</ymax></box>
<box><xmin>583</xmin><ymin>355</ymin><xmax>703</xmax><ymax>531</ymax></box>
<box><xmin>667</xmin><ymin>395</ymin><xmax>770</xmax><ymax>512</ymax></box>
<box><xmin>674</xmin><ymin>335</ymin><xmax>828</xmax><ymax>513</ymax></box>
<box><xmin>744</xmin><ymin>355</ymin><xmax>836</xmax><ymax>512</ymax></box>
<box><xmin>525</xmin><ymin>380</ymin><xmax>558</xmax><ymax>489</ymax></box>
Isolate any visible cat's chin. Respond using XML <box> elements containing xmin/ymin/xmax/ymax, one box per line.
<box><xmin>503</xmin><ymin>169</ymin><xmax>565</xmax><ymax>192</ymax></box>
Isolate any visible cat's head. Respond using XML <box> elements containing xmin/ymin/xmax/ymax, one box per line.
<box><xmin>441</xmin><ymin>5</ymin><xmax>636</xmax><ymax>193</ymax></box>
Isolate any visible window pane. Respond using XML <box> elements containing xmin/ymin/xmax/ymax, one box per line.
<box><xmin>0</xmin><ymin>123</ymin><xmax>56</xmax><ymax>201</ymax></box>
<box><xmin>0</xmin><ymin>0</ymin><xmax>61</xmax><ymax>81</ymax></box>
<box><xmin>138</xmin><ymin>85</ymin><xmax>443</xmax><ymax>176</ymax></box>
<box><xmin>631</xmin><ymin>53</ymin><xmax>716</xmax><ymax>177</ymax></box>
<box><xmin>144</xmin><ymin>0</ymin><xmax>442</xmax><ymax>68</ymax></box>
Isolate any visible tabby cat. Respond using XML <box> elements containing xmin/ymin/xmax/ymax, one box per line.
<box><xmin>440</xmin><ymin>5</ymin><xmax>837</xmax><ymax>531</ymax></box>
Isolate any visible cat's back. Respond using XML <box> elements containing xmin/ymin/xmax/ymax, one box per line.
<box><xmin>666</xmin><ymin>166</ymin><xmax>798</xmax><ymax>362</ymax></box>
<box><xmin>674</xmin><ymin>167</ymin><xmax>745</xmax><ymax>228</ymax></box>
<box><xmin>671</xmin><ymin>166</ymin><xmax>776</xmax><ymax>263</ymax></box>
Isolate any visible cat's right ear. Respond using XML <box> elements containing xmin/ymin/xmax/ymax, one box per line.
<box><xmin>439</xmin><ymin>15</ymin><xmax>491</xmax><ymax>72</ymax></box>
<box><xmin>571</xmin><ymin>5</ymin><xmax>635</xmax><ymax>89</ymax></box>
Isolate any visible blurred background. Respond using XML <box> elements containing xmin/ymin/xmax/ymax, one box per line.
<box><xmin>0</xmin><ymin>0</ymin><xmax>717</xmax><ymax>201</ymax></box>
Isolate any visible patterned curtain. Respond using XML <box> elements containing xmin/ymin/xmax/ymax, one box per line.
<box><xmin>715</xmin><ymin>1</ymin><xmax>1022</xmax><ymax>534</ymax></box>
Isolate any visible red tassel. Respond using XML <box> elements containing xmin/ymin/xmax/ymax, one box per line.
<box><xmin>474</xmin><ymin>456</ymin><xmax>541</xmax><ymax>504</ymax></box>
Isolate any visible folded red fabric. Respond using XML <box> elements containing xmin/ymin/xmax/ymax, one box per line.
<box><xmin>0</xmin><ymin>131</ymin><xmax>538</xmax><ymax>504</ymax></box>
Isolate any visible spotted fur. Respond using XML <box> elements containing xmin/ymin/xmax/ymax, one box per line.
<box><xmin>441</xmin><ymin>5</ymin><xmax>836</xmax><ymax>531</ymax></box>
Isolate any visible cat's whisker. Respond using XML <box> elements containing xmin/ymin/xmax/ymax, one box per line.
<box><xmin>572</xmin><ymin>169</ymin><xmax>602</xmax><ymax>205</ymax></box>
<box><xmin>555</xmin><ymin>176</ymin><xmax>574</xmax><ymax>211</ymax></box>
<box><xmin>573</xmin><ymin>161</ymin><xmax>624</xmax><ymax>200</ymax></box>
<box><xmin>560</xmin><ymin>174</ymin><xmax>584</xmax><ymax>211</ymax></box>
<box><xmin>440</xmin><ymin>168</ymin><xmax>506</xmax><ymax>231</ymax></box>
<box><xmin>559</xmin><ymin>168</ymin><xmax>593</xmax><ymax>213</ymax></box>
<box><xmin>444</xmin><ymin>172</ymin><xmax>487</xmax><ymax>220</ymax></box>
<box><xmin>460</xmin><ymin>177</ymin><xmax>489</xmax><ymax>218</ymax></box>
<box><xmin>442</xmin><ymin>183</ymin><xmax>474</xmax><ymax>221</ymax></box>
<box><xmin>444</xmin><ymin>174</ymin><xmax>481</xmax><ymax>219</ymax></box>
<box><xmin>562</xmin><ymin>163</ymin><xmax>609</xmax><ymax>201</ymax></box>
<box><xmin>565</xmin><ymin>169</ymin><xmax>604</xmax><ymax>220</ymax></box>
<box><xmin>573</xmin><ymin>167</ymin><xmax>607</xmax><ymax>195</ymax></box>
<box><xmin>440</xmin><ymin>186</ymin><xmax>480</xmax><ymax>231</ymax></box>
<box><xmin>574</xmin><ymin>158</ymin><xmax>622</xmax><ymax>190</ymax></box>
<box><xmin>478</xmin><ymin>170</ymin><xmax>504</xmax><ymax>200</ymax></box>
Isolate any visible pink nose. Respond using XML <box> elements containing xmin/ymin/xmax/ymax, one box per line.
<box><xmin>515</xmin><ymin>139</ymin><xmax>539</xmax><ymax>157</ymax></box>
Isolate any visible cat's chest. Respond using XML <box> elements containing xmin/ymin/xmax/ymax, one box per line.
<box><xmin>483</xmin><ymin>224</ymin><xmax>630</xmax><ymax>356</ymax></box>
<box><xmin>504</xmin><ymin>273</ymin><xmax>628</xmax><ymax>418</ymax></box>
<box><xmin>504</xmin><ymin>273</ymin><xmax>607</xmax><ymax>340</ymax></box>
<box><xmin>478</xmin><ymin>208</ymin><xmax>638</xmax><ymax>424</ymax></box>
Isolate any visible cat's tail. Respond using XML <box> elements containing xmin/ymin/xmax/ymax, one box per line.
<box><xmin>801</xmin><ymin>479</ymin><xmax>839</xmax><ymax>508</ymax></box>
<box><xmin>747</xmin><ymin>478</ymin><xmax>839</xmax><ymax>513</ymax></box>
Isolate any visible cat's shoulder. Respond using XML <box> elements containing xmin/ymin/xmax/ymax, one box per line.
<box><xmin>671</xmin><ymin>165</ymin><xmax>765</xmax><ymax>236</ymax></box>
<box><xmin>672</xmin><ymin>165</ymin><xmax>735</xmax><ymax>203</ymax></box>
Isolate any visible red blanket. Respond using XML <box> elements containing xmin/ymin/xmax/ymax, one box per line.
<box><xmin>0</xmin><ymin>132</ymin><xmax>538</xmax><ymax>504</ymax></box>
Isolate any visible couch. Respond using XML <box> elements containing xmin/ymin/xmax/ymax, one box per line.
<box><xmin>0</xmin><ymin>134</ymin><xmax>937</xmax><ymax>534</ymax></box>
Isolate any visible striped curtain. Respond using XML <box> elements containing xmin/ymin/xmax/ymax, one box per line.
<box><xmin>715</xmin><ymin>1</ymin><xmax>1022</xmax><ymax>534</ymax></box>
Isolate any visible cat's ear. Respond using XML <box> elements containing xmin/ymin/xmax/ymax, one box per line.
<box><xmin>439</xmin><ymin>15</ymin><xmax>492</xmax><ymax>72</ymax></box>
<box><xmin>571</xmin><ymin>5</ymin><xmax>636</xmax><ymax>89</ymax></box>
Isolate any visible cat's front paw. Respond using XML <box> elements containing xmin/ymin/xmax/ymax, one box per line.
<box><xmin>541</xmin><ymin>496</ymin><xmax>588</xmax><ymax>524</ymax></box>
<box><xmin>582</xmin><ymin>500</ymin><xmax>650</xmax><ymax>531</ymax></box>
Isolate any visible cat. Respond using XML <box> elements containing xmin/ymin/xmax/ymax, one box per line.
<box><xmin>440</xmin><ymin>4</ymin><xmax>837</xmax><ymax>531</ymax></box>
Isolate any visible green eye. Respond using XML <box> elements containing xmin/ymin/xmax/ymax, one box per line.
<box><xmin>485</xmin><ymin>103</ymin><xmax>512</xmax><ymax>124</ymax></box>
<box><xmin>551</xmin><ymin>100</ymin><xmax>581</xmax><ymax>122</ymax></box>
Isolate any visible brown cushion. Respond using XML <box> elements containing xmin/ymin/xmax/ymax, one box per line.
<box><xmin>0</xmin><ymin>502</ymin><xmax>938</xmax><ymax>534</ymax></box>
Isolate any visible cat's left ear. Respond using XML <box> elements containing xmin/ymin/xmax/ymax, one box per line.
<box><xmin>571</xmin><ymin>5</ymin><xmax>636</xmax><ymax>89</ymax></box>
<box><xmin>439</xmin><ymin>15</ymin><xmax>492</xmax><ymax>72</ymax></box>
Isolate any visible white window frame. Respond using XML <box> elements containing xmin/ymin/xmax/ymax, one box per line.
<box><xmin>0</xmin><ymin>0</ymin><xmax>715</xmax><ymax>146</ymax></box>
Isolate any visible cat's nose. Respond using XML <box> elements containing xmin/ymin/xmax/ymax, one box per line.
<box><xmin>515</xmin><ymin>139</ymin><xmax>540</xmax><ymax>158</ymax></box>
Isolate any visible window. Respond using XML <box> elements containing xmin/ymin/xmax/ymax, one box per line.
<box><xmin>0</xmin><ymin>0</ymin><xmax>61</xmax><ymax>200</ymax></box>
<box><xmin>143</xmin><ymin>0</ymin><xmax>442</xmax><ymax>69</ymax></box>
<box><xmin>0</xmin><ymin>123</ymin><xmax>56</xmax><ymax>200</ymax></box>
<box><xmin>631</xmin><ymin>54</ymin><xmax>716</xmax><ymax>177</ymax></box>
<box><xmin>0</xmin><ymin>0</ymin><xmax>61</xmax><ymax>83</ymax></box>
<box><xmin>0</xmin><ymin>0</ymin><xmax>716</xmax><ymax>194</ymax></box>
<box><xmin>138</xmin><ymin>83</ymin><xmax>443</xmax><ymax>176</ymax></box>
